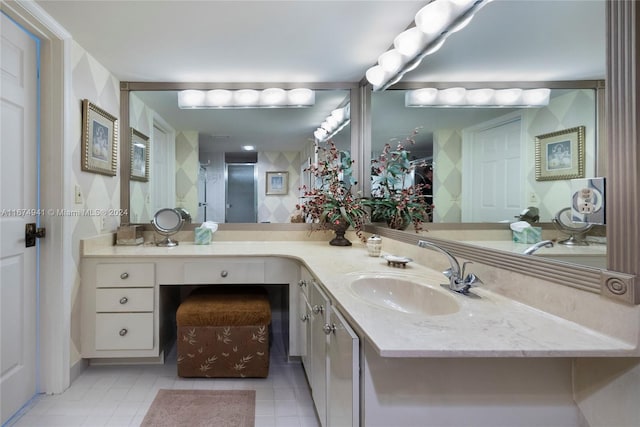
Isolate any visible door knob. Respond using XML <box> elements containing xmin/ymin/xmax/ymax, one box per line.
<box><xmin>25</xmin><ymin>223</ymin><xmax>46</xmax><ymax>248</ymax></box>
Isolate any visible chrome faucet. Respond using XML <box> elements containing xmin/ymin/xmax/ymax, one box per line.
<box><xmin>417</xmin><ymin>240</ymin><xmax>483</xmax><ymax>294</ymax></box>
<box><xmin>523</xmin><ymin>240</ymin><xmax>554</xmax><ymax>255</ymax></box>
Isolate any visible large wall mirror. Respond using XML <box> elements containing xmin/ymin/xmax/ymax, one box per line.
<box><xmin>121</xmin><ymin>84</ymin><xmax>353</xmax><ymax>224</ymax></box>
<box><xmin>361</xmin><ymin>0</ymin><xmax>629</xmax><ymax>294</ymax></box>
<box><xmin>369</xmin><ymin>81</ymin><xmax>606</xmax><ymax>268</ymax></box>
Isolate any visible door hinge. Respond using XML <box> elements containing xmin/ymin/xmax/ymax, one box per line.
<box><xmin>25</xmin><ymin>223</ymin><xmax>46</xmax><ymax>247</ymax></box>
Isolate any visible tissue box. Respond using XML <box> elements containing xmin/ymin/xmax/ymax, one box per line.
<box><xmin>116</xmin><ymin>225</ymin><xmax>143</xmax><ymax>246</ymax></box>
<box><xmin>512</xmin><ymin>226</ymin><xmax>542</xmax><ymax>244</ymax></box>
<box><xmin>194</xmin><ymin>227</ymin><xmax>212</xmax><ymax>245</ymax></box>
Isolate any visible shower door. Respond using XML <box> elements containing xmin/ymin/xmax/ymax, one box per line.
<box><xmin>225</xmin><ymin>164</ymin><xmax>257</xmax><ymax>222</ymax></box>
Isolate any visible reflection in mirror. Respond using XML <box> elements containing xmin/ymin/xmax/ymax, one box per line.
<box><xmin>372</xmin><ymin>87</ymin><xmax>598</xmax><ymax>223</ymax></box>
<box><xmin>128</xmin><ymin>90</ymin><xmax>350</xmax><ymax>224</ymax></box>
<box><xmin>371</xmin><ymin>84</ymin><xmax>605</xmax><ymax>267</ymax></box>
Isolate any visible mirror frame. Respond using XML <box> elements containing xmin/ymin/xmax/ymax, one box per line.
<box><xmin>362</xmin><ymin>3</ymin><xmax>638</xmax><ymax>304</ymax></box>
<box><xmin>118</xmin><ymin>5</ymin><xmax>637</xmax><ymax>304</ymax></box>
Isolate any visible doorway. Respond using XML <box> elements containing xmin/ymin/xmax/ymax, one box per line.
<box><xmin>225</xmin><ymin>164</ymin><xmax>257</xmax><ymax>223</ymax></box>
<box><xmin>1</xmin><ymin>12</ymin><xmax>40</xmax><ymax>424</ymax></box>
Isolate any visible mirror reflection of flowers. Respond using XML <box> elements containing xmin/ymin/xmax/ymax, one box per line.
<box><xmin>296</xmin><ymin>140</ymin><xmax>368</xmax><ymax>242</ymax></box>
<box><xmin>368</xmin><ymin>129</ymin><xmax>433</xmax><ymax>231</ymax></box>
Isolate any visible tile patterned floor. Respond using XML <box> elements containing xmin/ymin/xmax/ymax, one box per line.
<box><xmin>8</xmin><ymin>335</ymin><xmax>320</xmax><ymax>427</ymax></box>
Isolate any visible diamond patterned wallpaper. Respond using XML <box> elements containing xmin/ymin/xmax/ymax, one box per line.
<box><xmin>175</xmin><ymin>131</ymin><xmax>199</xmax><ymax>217</ymax></box>
<box><xmin>69</xmin><ymin>40</ymin><xmax>121</xmax><ymax>365</ymax></box>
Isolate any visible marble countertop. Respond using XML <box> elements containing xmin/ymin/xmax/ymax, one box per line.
<box><xmin>83</xmin><ymin>240</ymin><xmax>634</xmax><ymax>357</ymax></box>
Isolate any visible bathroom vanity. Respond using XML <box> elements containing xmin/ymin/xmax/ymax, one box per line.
<box><xmin>80</xmin><ymin>236</ymin><xmax>637</xmax><ymax>426</ymax></box>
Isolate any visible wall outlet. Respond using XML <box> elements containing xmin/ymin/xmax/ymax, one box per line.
<box><xmin>74</xmin><ymin>185</ymin><xmax>83</xmax><ymax>204</ymax></box>
<box><xmin>528</xmin><ymin>192</ymin><xmax>539</xmax><ymax>205</ymax></box>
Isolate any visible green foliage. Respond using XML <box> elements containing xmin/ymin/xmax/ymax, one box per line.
<box><xmin>297</xmin><ymin>141</ymin><xmax>368</xmax><ymax>242</ymax></box>
<box><xmin>365</xmin><ymin>129</ymin><xmax>432</xmax><ymax>232</ymax></box>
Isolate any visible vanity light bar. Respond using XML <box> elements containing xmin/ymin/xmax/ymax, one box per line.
<box><xmin>405</xmin><ymin>88</ymin><xmax>551</xmax><ymax>107</ymax></box>
<box><xmin>314</xmin><ymin>104</ymin><xmax>350</xmax><ymax>142</ymax></box>
<box><xmin>177</xmin><ymin>88</ymin><xmax>315</xmax><ymax>109</ymax></box>
<box><xmin>366</xmin><ymin>0</ymin><xmax>492</xmax><ymax>91</ymax></box>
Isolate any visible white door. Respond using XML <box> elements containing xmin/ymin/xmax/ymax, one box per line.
<box><xmin>1</xmin><ymin>13</ymin><xmax>39</xmax><ymax>424</ymax></box>
<box><xmin>462</xmin><ymin>117</ymin><xmax>524</xmax><ymax>222</ymax></box>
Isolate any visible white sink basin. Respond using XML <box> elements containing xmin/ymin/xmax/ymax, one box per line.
<box><xmin>348</xmin><ymin>274</ymin><xmax>460</xmax><ymax>316</ymax></box>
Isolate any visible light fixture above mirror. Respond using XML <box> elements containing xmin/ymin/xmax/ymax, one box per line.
<box><xmin>366</xmin><ymin>0</ymin><xmax>492</xmax><ymax>91</ymax></box>
<box><xmin>177</xmin><ymin>88</ymin><xmax>315</xmax><ymax>109</ymax></box>
<box><xmin>405</xmin><ymin>87</ymin><xmax>551</xmax><ymax>107</ymax></box>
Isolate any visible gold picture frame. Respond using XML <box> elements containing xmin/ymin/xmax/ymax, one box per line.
<box><xmin>130</xmin><ymin>128</ymin><xmax>150</xmax><ymax>182</ymax></box>
<box><xmin>81</xmin><ymin>99</ymin><xmax>118</xmax><ymax>176</ymax></box>
<box><xmin>266</xmin><ymin>171</ymin><xmax>289</xmax><ymax>195</ymax></box>
<box><xmin>535</xmin><ymin>125</ymin><xmax>585</xmax><ymax>181</ymax></box>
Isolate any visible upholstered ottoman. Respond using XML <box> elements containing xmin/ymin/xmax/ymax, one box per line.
<box><xmin>176</xmin><ymin>286</ymin><xmax>271</xmax><ymax>378</ymax></box>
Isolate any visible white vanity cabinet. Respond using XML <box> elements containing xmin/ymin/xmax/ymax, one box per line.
<box><xmin>81</xmin><ymin>261</ymin><xmax>158</xmax><ymax>358</ymax></box>
<box><xmin>308</xmin><ymin>278</ymin><xmax>360</xmax><ymax>427</ymax></box>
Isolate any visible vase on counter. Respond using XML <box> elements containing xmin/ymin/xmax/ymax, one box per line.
<box><xmin>328</xmin><ymin>219</ymin><xmax>352</xmax><ymax>246</ymax></box>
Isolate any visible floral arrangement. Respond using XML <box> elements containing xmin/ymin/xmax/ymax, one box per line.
<box><xmin>367</xmin><ymin>129</ymin><xmax>432</xmax><ymax>232</ymax></box>
<box><xmin>297</xmin><ymin>140</ymin><xmax>368</xmax><ymax>243</ymax></box>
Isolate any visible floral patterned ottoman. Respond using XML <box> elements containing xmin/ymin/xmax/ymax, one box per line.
<box><xmin>176</xmin><ymin>286</ymin><xmax>271</xmax><ymax>378</ymax></box>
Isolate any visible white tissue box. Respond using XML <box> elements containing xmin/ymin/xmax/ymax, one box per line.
<box><xmin>512</xmin><ymin>226</ymin><xmax>542</xmax><ymax>244</ymax></box>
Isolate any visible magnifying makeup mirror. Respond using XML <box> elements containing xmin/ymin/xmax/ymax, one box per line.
<box><xmin>552</xmin><ymin>207</ymin><xmax>592</xmax><ymax>246</ymax></box>
<box><xmin>151</xmin><ymin>208</ymin><xmax>185</xmax><ymax>247</ymax></box>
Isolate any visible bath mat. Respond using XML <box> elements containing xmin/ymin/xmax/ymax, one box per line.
<box><xmin>141</xmin><ymin>389</ymin><xmax>255</xmax><ymax>427</ymax></box>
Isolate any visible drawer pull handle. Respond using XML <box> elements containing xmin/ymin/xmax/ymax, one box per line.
<box><xmin>120</xmin><ymin>272</ymin><xmax>129</xmax><ymax>280</ymax></box>
<box><xmin>301</xmin><ymin>314</ymin><xmax>309</xmax><ymax>322</ymax></box>
<box><xmin>119</xmin><ymin>328</ymin><xmax>128</xmax><ymax>336</ymax></box>
<box><xmin>298</xmin><ymin>279</ymin><xmax>307</xmax><ymax>287</ymax></box>
<box><xmin>323</xmin><ymin>323</ymin><xmax>336</xmax><ymax>335</ymax></box>
<box><xmin>312</xmin><ymin>305</ymin><xmax>324</xmax><ymax>315</ymax></box>
<box><xmin>119</xmin><ymin>297</ymin><xmax>128</xmax><ymax>305</ymax></box>
<box><xmin>220</xmin><ymin>270</ymin><xmax>228</xmax><ymax>278</ymax></box>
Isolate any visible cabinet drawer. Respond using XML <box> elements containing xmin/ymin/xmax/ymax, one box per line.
<box><xmin>184</xmin><ymin>260</ymin><xmax>265</xmax><ymax>284</ymax></box>
<box><xmin>95</xmin><ymin>313</ymin><xmax>153</xmax><ymax>350</ymax></box>
<box><xmin>96</xmin><ymin>288</ymin><xmax>153</xmax><ymax>312</ymax></box>
<box><xmin>96</xmin><ymin>263</ymin><xmax>154</xmax><ymax>288</ymax></box>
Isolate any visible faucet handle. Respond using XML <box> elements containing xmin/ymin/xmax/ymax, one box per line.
<box><xmin>442</xmin><ymin>268</ymin><xmax>454</xmax><ymax>279</ymax></box>
<box><xmin>464</xmin><ymin>273</ymin><xmax>483</xmax><ymax>287</ymax></box>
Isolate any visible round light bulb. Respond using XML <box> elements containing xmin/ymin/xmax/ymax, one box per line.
<box><xmin>206</xmin><ymin>89</ymin><xmax>232</xmax><ymax>107</ymax></box>
<box><xmin>466</xmin><ymin>88</ymin><xmax>495</xmax><ymax>105</ymax></box>
<box><xmin>260</xmin><ymin>88</ymin><xmax>287</xmax><ymax>106</ymax></box>
<box><xmin>522</xmin><ymin>88</ymin><xmax>550</xmax><ymax>106</ymax></box>
<box><xmin>288</xmin><ymin>88</ymin><xmax>314</xmax><ymax>106</ymax></box>
<box><xmin>495</xmin><ymin>89</ymin><xmax>523</xmax><ymax>105</ymax></box>
<box><xmin>438</xmin><ymin>87</ymin><xmax>466</xmax><ymax>105</ymax></box>
<box><xmin>406</xmin><ymin>88</ymin><xmax>438</xmax><ymax>106</ymax></box>
<box><xmin>378</xmin><ymin>49</ymin><xmax>405</xmax><ymax>74</ymax></box>
<box><xmin>394</xmin><ymin>27</ymin><xmax>428</xmax><ymax>57</ymax></box>
<box><xmin>178</xmin><ymin>90</ymin><xmax>205</xmax><ymax>108</ymax></box>
<box><xmin>233</xmin><ymin>89</ymin><xmax>260</xmax><ymax>106</ymax></box>
<box><xmin>365</xmin><ymin>65</ymin><xmax>388</xmax><ymax>88</ymax></box>
<box><xmin>415</xmin><ymin>0</ymin><xmax>454</xmax><ymax>36</ymax></box>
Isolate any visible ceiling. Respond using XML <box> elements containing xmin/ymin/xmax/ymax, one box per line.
<box><xmin>35</xmin><ymin>0</ymin><xmax>606</xmax><ymax>152</ymax></box>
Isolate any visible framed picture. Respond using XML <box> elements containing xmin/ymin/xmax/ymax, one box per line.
<box><xmin>130</xmin><ymin>128</ymin><xmax>150</xmax><ymax>182</ymax></box>
<box><xmin>81</xmin><ymin>99</ymin><xmax>118</xmax><ymax>176</ymax></box>
<box><xmin>535</xmin><ymin>125</ymin><xmax>585</xmax><ymax>181</ymax></box>
<box><xmin>266</xmin><ymin>171</ymin><xmax>289</xmax><ymax>195</ymax></box>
